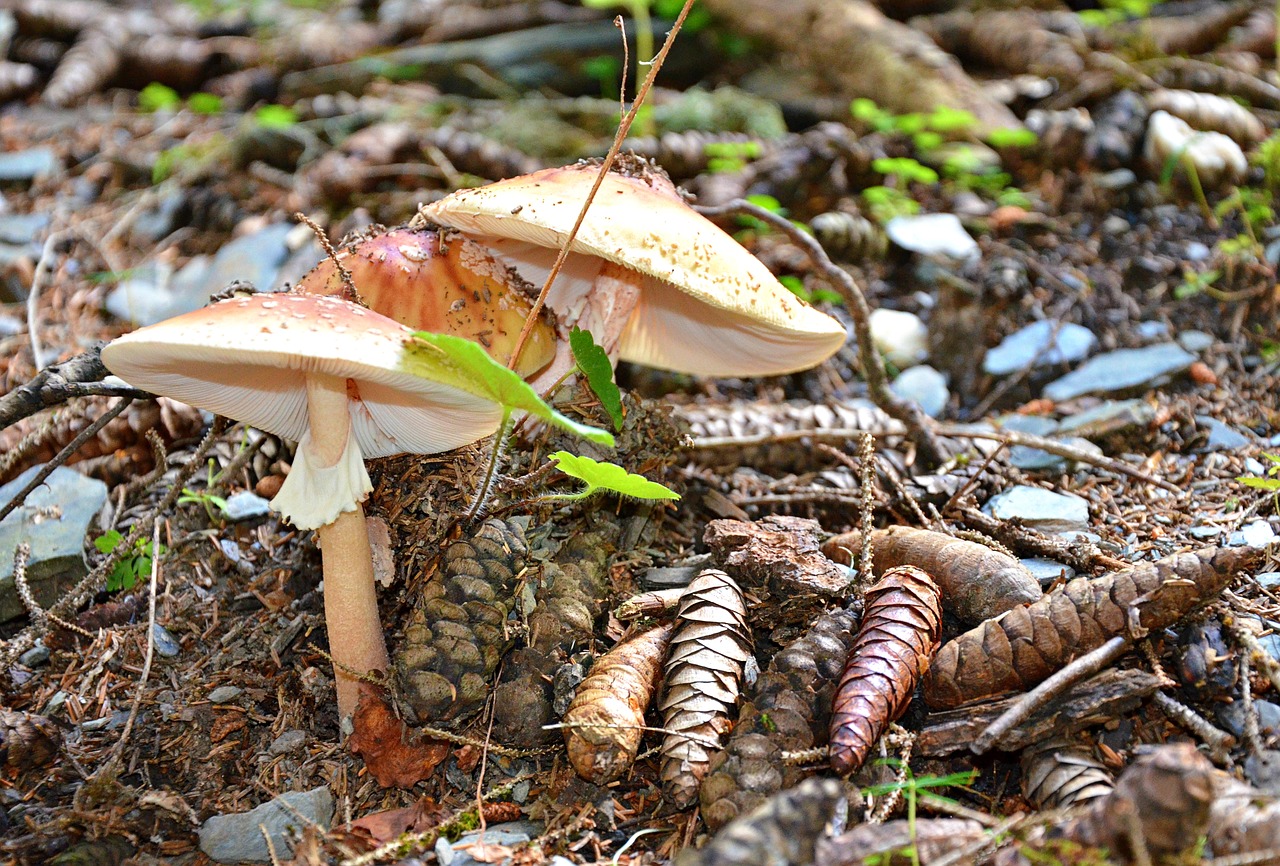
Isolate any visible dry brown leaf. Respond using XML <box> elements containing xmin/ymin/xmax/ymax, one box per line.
<box><xmin>347</xmin><ymin>683</ymin><xmax>449</xmax><ymax>789</ymax></box>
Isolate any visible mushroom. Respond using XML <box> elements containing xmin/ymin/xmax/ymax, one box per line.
<box><xmin>294</xmin><ymin>226</ymin><xmax>558</xmax><ymax>380</ymax></box>
<box><xmin>419</xmin><ymin>159</ymin><xmax>847</xmax><ymax>385</ymax></box>
<box><xmin>102</xmin><ymin>293</ymin><xmax>508</xmax><ymax>721</ymax></box>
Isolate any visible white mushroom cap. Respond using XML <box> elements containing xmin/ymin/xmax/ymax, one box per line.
<box><xmin>421</xmin><ymin>162</ymin><xmax>847</xmax><ymax>377</ymax></box>
<box><xmin>101</xmin><ymin>293</ymin><xmax>505</xmax><ymax>460</ymax></box>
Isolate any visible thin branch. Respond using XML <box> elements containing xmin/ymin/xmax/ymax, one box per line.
<box><xmin>0</xmin><ymin>346</ymin><xmax>151</xmax><ymax>432</ymax></box>
<box><xmin>695</xmin><ymin>199</ymin><xmax>945</xmax><ymax>467</ymax></box>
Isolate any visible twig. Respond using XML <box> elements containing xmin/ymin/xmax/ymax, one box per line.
<box><xmin>933</xmin><ymin>423</ymin><xmax>1180</xmax><ymax>493</ymax></box>
<box><xmin>0</xmin><ymin>346</ymin><xmax>151</xmax><ymax>431</ymax></box>
<box><xmin>972</xmin><ymin>636</ymin><xmax>1132</xmax><ymax>755</ymax></box>
<box><xmin>26</xmin><ymin>230</ymin><xmax>66</xmax><ymax>370</ymax></box>
<box><xmin>0</xmin><ymin>397</ymin><xmax>133</xmax><ymax>524</ymax></box>
<box><xmin>946</xmin><ymin>498</ymin><xmax>1130</xmax><ymax>573</ymax></box>
<box><xmin>858</xmin><ymin>433</ymin><xmax>875</xmax><ymax>590</ymax></box>
<box><xmin>1152</xmin><ymin>691</ymin><xmax>1236</xmax><ymax>758</ymax></box>
<box><xmin>695</xmin><ymin>198</ymin><xmax>945</xmax><ymax>467</ymax></box>
<box><xmin>506</xmin><ymin>0</ymin><xmax>697</xmax><ymax>369</ymax></box>
<box><xmin>11</xmin><ymin>544</ymin><xmax>45</xmax><ymax>631</ymax></box>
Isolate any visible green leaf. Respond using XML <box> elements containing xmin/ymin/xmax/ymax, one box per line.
<box><xmin>570</xmin><ymin>327</ymin><xmax>624</xmax><ymax>431</ymax></box>
<box><xmin>401</xmin><ymin>332</ymin><xmax>614</xmax><ymax>446</ymax></box>
<box><xmin>139</xmin><ymin>82</ymin><xmax>181</xmax><ymax>113</ymax></box>
<box><xmin>548</xmin><ymin>451</ymin><xmax>680</xmax><ymax>501</ymax></box>
<box><xmin>986</xmin><ymin>127</ymin><xmax>1038</xmax><ymax>149</ymax></box>
<box><xmin>94</xmin><ymin>529</ymin><xmax>124</xmax><ymax>555</ymax></box>
<box><xmin>187</xmin><ymin>92</ymin><xmax>223</xmax><ymax>114</ymax></box>
<box><xmin>253</xmin><ymin>104</ymin><xmax>298</xmax><ymax>129</ymax></box>
<box><xmin>1239</xmin><ymin>476</ymin><xmax>1280</xmax><ymax>491</ymax></box>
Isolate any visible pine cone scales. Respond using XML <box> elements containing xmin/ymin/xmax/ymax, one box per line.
<box><xmin>395</xmin><ymin>519</ymin><xmax>528</xmax><ymax>723</ymax></box>
<box><xmin>660</xmin><ymin>570</ymin><xmax>752</xmax><ymax>808</ymax></box>
<box><xmin>701</xmin><ymin>607</ymin><xmax>860</xmax><ymax>830</ymax></box>
<box><xmin>0</xmin><ymin>708</ymin><xmax>60</xmax><ymax>772</ymax></box>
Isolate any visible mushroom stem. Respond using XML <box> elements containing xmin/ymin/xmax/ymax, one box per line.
<box><xmin>304</xmin><ymin>372</ymin><xmax>390</xmax><ymax>723</ymax></box>
<box><xmin>529</xmin><ymin>261</ymin><xmax>643</xmax><ymax>392</ymax></box>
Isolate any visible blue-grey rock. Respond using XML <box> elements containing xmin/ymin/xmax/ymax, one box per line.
<box><xmin>223</xmin><ymin>490</ymin><xmax>271</xmax><ymax>522</ymax></box>
<box><xmin>272</xmin><ymin>239</ymin><xmax>326</xmax><ymax>291</ymax></box>
<box><xmin>0</xmin><ymin>315</ymin><xmax>22</xmax><ymax>336</ymax></box>
<box><xmin>152</xmin><ymin>623</ymin><xmax>181</xmax><ymax>657</ymax></box>
<box><xmin>1189</xmin><ymin>524</ymin><xmax>1223</xmax><ymax>540</ymax></box>
<box><xmin>1056</xmin><ymin>399</ymin><xmax>1155</xmax><ymax>439</ymax></box>
<box><xmin>1134</xmin><ymin>320</ymin><xmax>1170</xmax><ymax>341</ymax></box>
<box><xmin>1228</xmin><ymin>521</ymin><xmax>1276</xmax><ymax>548</ymax></box>
<box><xmin>0</xmin><ymin>213</ymin><xmax>49</xmax><ymax>245</ymax></box>
<box><xmin>201</xmin><ymin>223</ymin><xmax>294</xmax><ymax>297</ymax></box>
<box><xmin>1043</xmin><ymin>343</ymin><xmax>1195</xmax><ymax>401</ymax></box>
<box><xmin>199</xmin><ymin>786</ymin><xmax>334</xmax><ymax>863</ymax></box>
<box><xmin>105</xmin><ymin>262</ymin><xmax>181</xmax><ymax>326</ymax></box>
<box><xmin>1101</xmin><ymin>215</ymin><xmax>1130</xmax><ymax>235</ymax></box>
<box><xmin>885</xmin><ymin>213</ymin><xmax>979</xmax><ymax>262</ymax></box>
<box><xmin>1021</xmin><ymin>557</ymin><xmax>1075</xmax><ymax>587</ymax></box>
<box><xmin>1184</xmin><ymin>241</ymin><xmax>1211</xmax><ymax>261</ymax></box>
<box><xmin>437</xmin><ymin>822</ymin><xmax>541</xmax><ymax>866</ymax></box>
<box><xmin>1177</xmin><ymin>330</ymin><xmax>1214</xmax><ymax>352</ymax></box>
<box><xmin>208</xmin><ymin>685</ymin><xmax>242</xmax><ymax>704</ymax></box>
<box><xmin>998</xmin><ymin>414</ymin><xmax>1062</xmax><ymax>470</ymax></box>
<box><xmin>890</xmin><ymin>365</ymin><xmax>948</xmax><ymax>418</ymax></box>
<box><xmin>1197</xmin><ymin>415</ymin><xmax>1251</xmax><ymax>451</ymax></box>
<box><xmin>984</xmin><ymin>486</ymin><xmax>1090</xmax><ymax>534</ymax></box>
<box><xmin>1258</xmin><ymin>572</ymin><xmax>1280</xmax><ymax>590</ymax></box>
<box><xmin>18</xmin><ymin>644</ymin><xmax>48</xmax><ymax>667</ymax></box>
<box><xmin>268</xmin><ymin>729</ymin><xmax>306</xmax><ymax>756</ymax></box>
<box><xmin>0</xmin><ymin>148</ymin><xmax>58</xmax><ymax>182</ymax></box>
<box><xmin>983</xmin><ymin>320</ymin><xmax>1097</xmax><ymax>376</ymax></box>
<box><xmin>1094</xmin><ymin>168</ymin><xmax>1136</xmax><ymax>189</ymax></box>
<box><xmin>130</xmin><ymin>193</ymin><xmax>187</xmax><ymax>244</ymax></box>
<box><xmin>1247</xmin><ymin>746</ymin><xmax>1280</xmax><ymax>795</ymax></box>
<box><xmin>0</xmin><ymin>465</ymin><xmax>108</xmax><ymax>622</ymax></box>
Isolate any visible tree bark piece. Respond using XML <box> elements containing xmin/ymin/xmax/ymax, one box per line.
<box><xmin>923</xmin><ymin>546</ymin><xmax>1263</xmax><ymax>710</ymax></box>
<box><xmin>702</xmin><ymin>0</ymin><xmax>1019</xmax><ymax>136</ymax></box>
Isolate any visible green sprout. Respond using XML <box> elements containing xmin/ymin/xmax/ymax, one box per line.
<box><xmin>94</xmin><ymin>530</ymin><xmax>167</xmax><ymax>592</ymax></box>
<box><xmin>1238</xmin><ymin>453</ymin><xmax>1280</xmax><ymax>513</ymax></box>
<box><xmin>570</xmin><ymin>327</ymin><xmax>624</xmax><ymax>431</ymax></box>
<box><xmin>177</xmin><ymin>459</ymin><xmax>230</xmax><ymax>523</ymax></box>
<box><xmin>544</xmin><ymin>452</ymin><xmax>679</xmax><ymax>502</ymax></box>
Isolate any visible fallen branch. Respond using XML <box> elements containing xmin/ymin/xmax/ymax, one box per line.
<box><xmin>0</xmin><ymin>346</ymin><xmax>151</xmax><ymax>432</ymax></box>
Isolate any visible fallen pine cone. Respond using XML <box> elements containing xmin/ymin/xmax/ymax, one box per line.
<box><xmin>563</xmin><ymin>622</ymin><xmax>673</xmax><ymax>784</ymax></box>
<box><xmin>822</xmin><ymin>527</ymin><xmax>1040</xmax><ymax>625</ymax></box>
<box><xmin>924</xmin><ymin>545</ymin><xmax>1263</xmax><ymax>709</ymax></box>
<box><xmin>660</xmin><ymin>569</ymin><xmax>752</xmax><ymax>809</ymax></box>
<box><xmin>676</xmin><ymin>777</ymin><xmax>844</xmax><ymax>866</ymax></box>
<box><xmin>829</xmin><ymin>565</ymin><xmax>942</xmax><ymax>776</ymax></box>
<box><xmin>0</xmin><ymin>708</ymin><xmax>60</xmax><ymax>773</ymax></box>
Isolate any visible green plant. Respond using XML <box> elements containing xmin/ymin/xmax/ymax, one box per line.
<box><xmin>570</xmin><ymin>327</ymin><xmax>624</xmax><ymax>430</ymax></box>
<box><xmin>94</xmin><ymin>530</ymin><xmax>166</xmax><ymax>591</ymax></box>
<box><xmin>873</xmin><ymin>157</ymin><xmax>939</xmax><ymax>186</ymax></box>
<box><xmin>1077</xmin><ymin>0</ymin><xmax>1163</xmax><ymax>28</ymax></box>
<box><xmin>582</xmin><ymin>55</ymin><xmax>622</xmax><ymax>100</ymax></box>
<box><xmin>177</xmin><ymin>459</ymin><xmax>231</xmax><ymax>522</ymax></box>
<box><xmin>544</xmin><ymin>451</ymin><xmax>679</xmax><ymax>501</ymax></box>
<box><xmin>139</xmin><ymin>82</ymin><xmax>182</xmax><ymax>113</ymax></box>
<box><xmin>862</xmin><ymin>764</ymin><xmax>980</xmax><ymax>866</ymax></box>
<box><xmin>862</xmin><ymin>185</ymin><xmax>920</xmax><ymax>224</ymax></box>
<box><xmin>1174</xmin><ymin>267</ymin><xmax>1222</xmax><ymax>299</ymax></box>
<box><xmin>986</xmin><ymin>127</ymin><xmax>1038</xmax><ymax>150</ymax></box>
<box><xmin>704</xmin><ymin>140</ymin><xmax>763</xmax><ymax>174</ymax></box>
<box><xmin>187</xmin><ymin>92</ymin><xmax>224</xmax><ymax>114</ymax></box>
<box><xmin>1253</xmin><ymin>131</ymin><xmax>1280</xmax><ymax>190</ymax></box>
<box><xmin>1238</xmin><ymin>453</ymin><xmax>1280</xmax><ymax>512</ymax></box>
<box><xmin>252</xmin><ymin>104</ymin><xmax>298</xmax><ymax>130</ymax></box>
<box><xmin>779</xmin><ymin>274</ymin><xmax>842</xmax><ymax>306</ymax></box>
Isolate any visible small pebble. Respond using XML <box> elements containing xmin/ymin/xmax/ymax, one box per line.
<box><xmin>199</xmin><ymin>786</ymin><xmax>334</xmax><ymax>863</ymax></box>
<box><xmin>268</xmin><ymin>729</ymin><xmax>306</xmax><ymax>756</ymax></box>
<box><xmin>152</xmin><ymin>623</ymin><xmax>181</xmax><ymax>658</ymax></box>
<box><xmin>18</xmin><ymin>644</ymin><xmax>48</xmax><ymax>667</ymax></box>
<box><xmin>208</xmin><ymin>685</ymin><xmax>242</xmax><ymax>704</ymax></box>
<box><xmin>1021</xmin><ymin>557</ymin><xmax>1076</xmax><ymax>587</ymax></box>
<box><xmin>984</xmin><ymin>486</ymin><xmax>1091</xmax><ymax>534</ymax></box>
<box><xmin>223</xmin><ymin>490</ymin><xmax>271</xmax><ymax>522</ymax></box>
<box><xmin>1177</xmin><ymin>330</ymin><xmax>1214</xmax><ymax>352</ymax></box>
<box><xmin>1228</xmin><ymin>521</ymin><xmax>1276</xmax><ymax>548</ymax></box>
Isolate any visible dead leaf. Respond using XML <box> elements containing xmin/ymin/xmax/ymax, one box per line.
<box><xmin>348</xmin><ymin>683</ymin><xmax>449</xmax><ymax>788</ymax></box>
<box><xmin>348</xmin><ymin>796</ymin><xmax>445</xmax><ymax>844</ymax></box>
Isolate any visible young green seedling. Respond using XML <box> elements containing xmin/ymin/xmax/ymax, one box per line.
<box><xmin>543</xmin><ymin>451</ymin><xmax>679</xmax><ymax>502</ymax></box>
<box><xmin>570</xmin><ymin>327</ymin><xmax>624</xmax><ymax>431</ymax></box>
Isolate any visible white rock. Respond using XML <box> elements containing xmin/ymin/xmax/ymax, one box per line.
<box><xmin>869</xmin><ymin>308</ymin><xmax>928</xmax><ymax>368</ymax></box>
<box><xmin>1144</xmin><ymin>110</ymin><xmax>1246</xmax><ymax>188</ymax></box>
<box><xmin>885</xmin><ymin>213</ymin><xmax>980</xmax><ymax>262</ymax></box>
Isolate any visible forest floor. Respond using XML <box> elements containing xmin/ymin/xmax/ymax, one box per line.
<box><xmin>0</xmin><ymin>1</ymin><xmax>1277</xmax><ymax>864</ymax></box>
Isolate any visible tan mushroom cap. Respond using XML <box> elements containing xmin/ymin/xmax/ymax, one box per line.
<box><xmin>421</xmin><ymin>162</ymin><xmax>847</xmax><ymax>377</ymax></box>
<box><xmin>101</xmin><ymin>293</ymin><xmax>504</xmax><ymax>458</ymax></box>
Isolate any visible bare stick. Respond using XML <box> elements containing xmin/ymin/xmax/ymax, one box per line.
<box><xmin>972</xmin><ymin>635</ymin><xmax>1131</xmax><ymax>755</ymax></box>
<box><xmin>27</xmin><ymin>231</ymin><xmax>65</xmax><ymax>370</ymax></box>
<box><xmin>0</xmin><ymin>397</ymin><xmax>133</xmax><ymax>524</ymax></box>
<box><xmin>934</xmin><ymin>423</ymin><xmax>1180</xmax><ymax>493</ymax></box>
<box><xmin>506</xmin><ymin>0</ymin><xmax>698</xmax><ymax>369</ymax></box>
<box><xmin>1153</xmin><ymin>691</ymin><xmax>1236</xmax><ymax>757</ymax></box>
<box><xmin>695</xmin><ymin>199</ymin><xmax>945</xmax><ymax>467</ymax></box>
<box><xmin>0</xmin><ymin>346</ymin><xmax>149</xmax><ymax>432</ymax></box>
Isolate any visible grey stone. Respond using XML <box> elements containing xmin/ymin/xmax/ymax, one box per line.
<box><xmin>885</xmin><ymin>213</ymin><xmax>979</xmax><ymax>262</ymax></box>
<box><xmin>1185</xmin><ymin>241</ymin><xmax>1211</xmax><ymax>261</ymax></box>
<box><xmin>0</xmin><ymin>212</ymin><xmax>49</xmax><ymax>245</ymax></box>
<box><xmin>272</xmin><ymin>240</ymin><xmax>326</xmax><ymax>291</ymax></box>
<box><xmin>208</xmin><ymin>685</ymin><xmax>242</xmax><ymax>704</ymax></box>
<box><xmin>1135</xmin><ymin>320</ymin><xmax>1170</xmax><ymax>341</ymax></box>
<box><xmin>1197</xmin><ymin>415</ymin><xmax>1251</xmax><ymax>451</ymax></box>
<box><xmin>438</xmin><ymin>822</ymin><xmax>541</xmax><ymax>866</ymax></box>
<box><xmin>0</xmin><ymin>465</ymin><xmax>108</xmax><ymax>622</ymax></box>
<box><xmin>1057</xmin><ymin>399</ymin><xmax>1155</xmax><ymax>438</ymax></box>
<box><xmin>984</xmin><ymin>486</ymin><xmax>1090</xmax><ymax>534</ymax></box>
<box><xmin>198</xmin><ymin>786</ymin><xmax>334</xmax><ymax>863</ymax></box>
<box><xmin>890</xmin><ymin>365</ymin><xmax>948</xmax><ymax>418</ymax></box>
<box><xmin>1101</xmin><ymin>215</ymin><xmax>1130</xmax><ymax>235</ymax></box>
<box><xmin>0</xmin><ymin>148</ymin><xmax>58</xmax><ymax>182</ymax></box>
<box><xmin>1043</xmin><ymin>343</ymin><xmax>1195</xmax><ymax>401</ymax></box>
<box><xmin>1178</xmin><ymin>330</ymin><xmax>1214</xmax><ymax>352</ymax></box>
<box><xmin>998</xmin><ymin>414</ymin><xmax>1063</xmax><ymax>471</ymax></box>
<box><xmin>1094</xmin><ymin>168</ymin><xmax>1136</xmax><ymax>189</ymax></box>
<box><xmin>130</xmin><ymin>193</ymin><xmax>187</xmax><ymax>244</ymax></box>
<box><xmin>1246</xmin><ymin>747</ymin><xmax>1280</xmax><ymax>795</ymax></box>
<box><xmin>984</xmin><ymin>320</ymin><xmax>1097</xmax><ymax>376</ymax></box>
<box><xmin>1189</xmin><ymin>524</ymin><xmax>1223</xmax><ymax>540</ymax></box>
<box><xmin>1258</xmin><ymin>572</ymin><xmax>1280</xmax><ymax>589</ymax></box>
<box><xmin>200</xmin><ymin>223</ymin><xmax>294</xmax><ymax>298</ymax></box>
<box><xmin>1021</xmin><ymin>557</ymin><xmax>1075</xmax><ymax>587</ymax></box>
<box><xmin>152</xmin><ymin>623</ymin><xmax>181</xmax><ymax>658</ymax></box>
<box><xmin>18</xmin><ymin>644</ymin><xmax>48</xmax><ymax>667</ymax></box>
<box><xmin>269</xmin><ymin>729</ymin><xmax>306</xmax><ymax>756</ymax></box>
<box><xmin>223</xmin><ymin>490</ymin><xmax>271</xmax><ymax>522</ymax></box>
<box><xmin>1228</xmin><ymin>521</ymin><xmax>1276</xmax><ymax>548</ymax></box>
